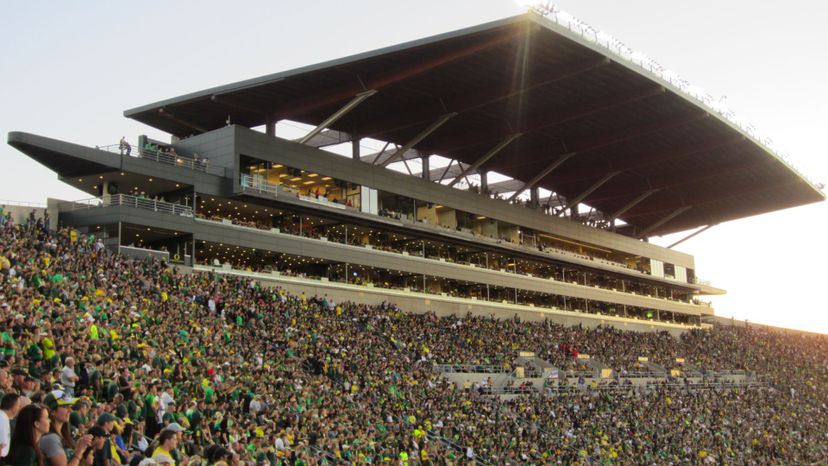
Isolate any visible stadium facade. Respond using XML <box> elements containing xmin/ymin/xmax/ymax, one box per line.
<box><xmin>8</xmin><ymin>13</ymin><xmax>823</xmax><ymax>332</ymax></box>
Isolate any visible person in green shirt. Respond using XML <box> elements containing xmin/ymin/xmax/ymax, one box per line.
<box><xmin>69</xmin><ymin>400</ymin><xmax>90</xmax><ymax>429</ymax></box>
<box><xmin>26</xmin><ymin>334</ymin><xmax>44</xmax><ymax>362</ymax></box>
<box><xmin>1</xmin><ymin>330</ymin><xmax>16</xmax><ymax>358</ymax></box>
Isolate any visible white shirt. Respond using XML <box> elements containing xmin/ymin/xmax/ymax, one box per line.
<box><xmin>61</xmin><ymin>365</ymin><xmax>76</xmax><ymax>388</ymax></box>
<box><xmin>0</xmin><ymin>410</ymin><xmax>10</xmax><ymax>457</ymax></box>
<box><xmin>160</xmin><ymin>391</ymin><xmax>175</xmax><ymax>411</ymax></box>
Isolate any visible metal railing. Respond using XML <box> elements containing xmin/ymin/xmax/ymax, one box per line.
<box><xmin>240</xmin><ymin>173</ymin><xmax>279</xmax><ymax>195</ymax></box>
<box><xmin>548</xmin><ymin>379</ymin><xmax>766</xmax><ymax>395</ymax></box>
<box><xmin>434</xmin><ymin>363</ymin><xmax>512</xmax><ymax>374</ymax></box>
<box><xmin>0</xmin><ymin>199</ymin><xmax>47</xmax><ymax>208</ymax></box>
<box><xmin>59</xmin><ymin>194</ymin><xmax>194</xmax><ymax>217</ymax></box>
<box><xmin>97</xmin><ymin>143</ymin><xmax>209</xmax><ymax>172</ymax></box>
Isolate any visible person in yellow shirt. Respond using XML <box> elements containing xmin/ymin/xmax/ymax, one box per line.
<box><xmin>42</xmin><ymin>333</ymin><xmax>56</xmax><ymax>362</ymax></box>
<box><xmin>152</xmin><ymin>430</ymin><xmax>178</xmax><ymax>466</ymax></box>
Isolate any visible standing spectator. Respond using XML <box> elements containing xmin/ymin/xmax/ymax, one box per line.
<box><xmin>60</xmin><ymin>359</ymin><xmax>78</xmax><ymax>397</ymax></box>
<box><xmin>119</xmin><ymin>138</ymin><xmax>131</xmax><ymax>156</ymax></box>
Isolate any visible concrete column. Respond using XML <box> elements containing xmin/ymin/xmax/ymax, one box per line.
<box><xmin>352</xmin><ymin>138</ymin><xmax>361</xmax><ymax>160</ymax></box>
<box><xmin>480</xmin><ymin>171</ymin><xmax>488</xmax><ymax>193</ymax></box>
<box><xmin>421</xmin><ymin>155</ymin><xmax>430</xmax><ymax>180</ymax></box>
<box><xmin>530</xmin><ymin>187</ymin><xmax>539</xmax><ymax>207</ymax></box>
<box><xmin>265</xmin><ymin>116</ymin><xmax>276</xmax><ymax>136</ymax></box>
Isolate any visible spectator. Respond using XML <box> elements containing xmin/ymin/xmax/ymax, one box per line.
<box><xmin>7</xmin><ymin>404</ymin><xmax>50</xmax><ymax>466</ymax></box>
<box><xmin>0</xmin><ymin>393</ymin><xmax>21</xmax><ymax>458</ymax></box>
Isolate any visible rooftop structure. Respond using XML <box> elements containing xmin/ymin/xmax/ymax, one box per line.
<box><xmin>8</xmin><ymin>12</ymin><xmax>823</xmax><ymax>332</ymax></box>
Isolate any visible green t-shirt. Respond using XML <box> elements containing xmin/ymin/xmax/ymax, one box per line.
<box><xmin>27</xmin><ymin>343</ymin><xmax>43</xmax><ymax>361</ymax></box>
<box><xmin>1</xmin><ymin>332</ymin><xmax>16</xmax><ymax>357</ymax></box>
<box><xmin>70</xmin><ymin>411</ymin><xmax>87</xmax><ymax>428</ymax></box>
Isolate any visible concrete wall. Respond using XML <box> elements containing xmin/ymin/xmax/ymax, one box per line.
<box><xmin>173</xmin><ymin>125</ymin><xmax>237</xmax><ymax>174</ymax></box>
<box><xmin>0</xmin><ymin>203</ymin><xmax>53</xmax><ymax>229</ymax></box>
<box><xmin>195</xmin><ymin>265</ymin><xmax>697</xmax><ymax>337</ymax></box>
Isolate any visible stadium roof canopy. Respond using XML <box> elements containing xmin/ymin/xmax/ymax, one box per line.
<box><xmin>124</xmin><ymin>13</ymin><xmax>824</xmax><ymax>237</ymax></box>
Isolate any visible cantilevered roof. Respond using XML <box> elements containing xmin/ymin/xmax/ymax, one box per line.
<box><xmin>124</xmin><ymin>13</ymin><xmax>824</xmax><ymax>236</ymax></box>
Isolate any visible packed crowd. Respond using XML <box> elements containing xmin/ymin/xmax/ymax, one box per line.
<box><xmin>0</xmin><ymin>213</ymin><xmax>826</xmax><ymax>465</ymax></box>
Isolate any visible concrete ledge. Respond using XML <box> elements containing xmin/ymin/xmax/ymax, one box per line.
<box><xmin>193</xmin><ymin>265</ymin><xmax>706</xmax><ymax>335</ymax></box>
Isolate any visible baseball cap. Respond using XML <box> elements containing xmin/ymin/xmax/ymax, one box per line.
<box><xmin>88</xmin><ymin>426</ymin><xmax>109</xmax><ymax>437</ymax></box>
<box><xmin>165</xmin><ymin>423</ymin><xmax>186</xmax><ymax>433</ymax></box>
<box><xmin>96</xmin><ymin>412</ymin><xmax>118</xmax><ymax>425</ymax></box>
<box><xmin>43</xmin><ymin>390</ymin><xmax>79</xmax><ymax>411</ymax></box>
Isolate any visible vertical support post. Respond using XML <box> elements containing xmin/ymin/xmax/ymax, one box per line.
<box><xmin>480</xmin><ymin>171</ymin><xmax>488</xmax><ymax>193</ymax></box>
<box><xmin>421</xmin><ymin>155</ymin><xmax>430</xmax><ymax>181</ymax></box>
<box><xmin>265</xmin><ymin>117</ymin><xmax>276</xmax><ymax>136</ymax></box>
<box><xmin>530</xmin><ymin>187</ymin><xmax>539</xmax><ymax>207</ymax></box>
<box><xmin>351</xmin><ymin>138</ymin><xmax>360</xmax><ymax>160</ymax></box>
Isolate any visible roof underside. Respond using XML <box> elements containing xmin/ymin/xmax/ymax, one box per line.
<box><xmin>125</xmin><ymin>14</ymin><xmax>824</xmax><ymax>237</ymax></box>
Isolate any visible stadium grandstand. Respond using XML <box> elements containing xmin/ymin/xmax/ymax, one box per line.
<box><xmin>3</xmin><ymin>9</ymin><xmax>826</xmax><ymax>465</ymax></box>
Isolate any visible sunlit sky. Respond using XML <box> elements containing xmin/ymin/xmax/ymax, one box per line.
<box><xmin>2</xmin><ymin>1</ymin><xmax>826</xmax><ymax>333</ymax></box>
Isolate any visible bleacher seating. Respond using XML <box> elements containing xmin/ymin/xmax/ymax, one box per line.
<box><xmin>0</xmin><ymin>210</ymin><xmax>826</xmax><ymax>465</ymax></box>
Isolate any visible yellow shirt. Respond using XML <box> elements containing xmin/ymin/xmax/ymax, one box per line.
<box><xmin>151</xmin><ymin>447</ymin><xmax>175</xmax><ymax>466</ymax></box>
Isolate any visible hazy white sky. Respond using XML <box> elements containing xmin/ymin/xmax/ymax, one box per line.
<box><xmin>2</xmin><ymin>1</ymin><xmax>826</xmax><ymax>332</ymax></box>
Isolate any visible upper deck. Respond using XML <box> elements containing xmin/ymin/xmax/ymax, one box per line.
<box><xmin>123</xmin><ymin>13</ymin><xmax>823</xmax><ymax>237</ymax></box>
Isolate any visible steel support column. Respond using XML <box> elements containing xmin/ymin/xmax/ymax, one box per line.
<box><xmin>609</xmin><ymin>189</ymin><xmax>659</xmax><ymax>222</ymax></box>
<box><xmin>421</xmin><ymin>155</ymin><xmax>430</xmax><ymax>181</ymax></box>
<box><xmin>447</xmin><ymin>133</ymin><xmax>521</xmax><ymax>187</ymax></box>
<box><xmin>637</xmin><ymin>206</ymin><xmax>692</xmax><ymax>239</ymax></box>
<box><xmin>508</xmin><ymin>152</ymin><xmax>576</xmax><ymax>202</ymax></box>
<box><xmin>351</xmin><ymin>138</ymin><xmax>361</xmax><ymax>160</ymax></box>
<box><xmin>667</xmin><ymin>224</ymin><xmax>716</xmax><ymax>249</ymax></box>
<box><xmin>556</xmin><ymin>171</ymin><xmax>621</xmax><ymax>215</ymax></box>
<box><xmin>265</xmin><ymin>116</ymin><xmax>276</xmax><ymax>136</ymax></box>
<box><xmin>379</xmin><ymin>113</ymin><xmax>457</xmax><ymax>167</ymax></box>
<box><xmin>298</xmin><ymin>89</ymin><xmax>377</xmax><ymax>144</ymax></box>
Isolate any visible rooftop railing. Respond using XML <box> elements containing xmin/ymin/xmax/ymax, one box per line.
<box><xmin>96</xmin><ymin>143</ymin><xmax>209</xmax><ymax>172</ymax></box>
<box><xmin>530</xmin><ymin>5</ymin><xmax>822</xmax><ymax>191</ymax></box>
<box><xmin>59</xmin><ymin>194</ymin><xmax>194</xmax><ymax>217</ymax></box>
<box><xmin>0</xmin><ymin>199</ymin><xmax>48</xmax><ymax>208</ymax></box>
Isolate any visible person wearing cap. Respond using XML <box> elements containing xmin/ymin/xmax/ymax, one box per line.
<box><xmin>95</xmin><ymin>414</ymin><xmax>117</xmax><ymax>466</ymax></box>
<box><xmin>41</xmin><ymin>389</ymin><xmax>93</xmax><ymax>466</ymax></box>
<box><xmin>0</xmin><ymin>393</ymin><xmax>21</xmax><ymax>458</ymax></box>
<box><xmin>69</xmin><ymin>401</ymin><xmax>90</xmax><ymax>430</ymax></box>
<box><xmin>150</xmin><ymin>430</ymin><xmax>177</xmax><ymax>466</ymax></box>
<box><xmin>11</xmin><ymin>368</ymin><xmax>28</xmax><ymax>394</ymax></box>
<box><xmin>87</xmin><ymin>426</ymin><xmax>108</xmax><ymax>466</ymax></box>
